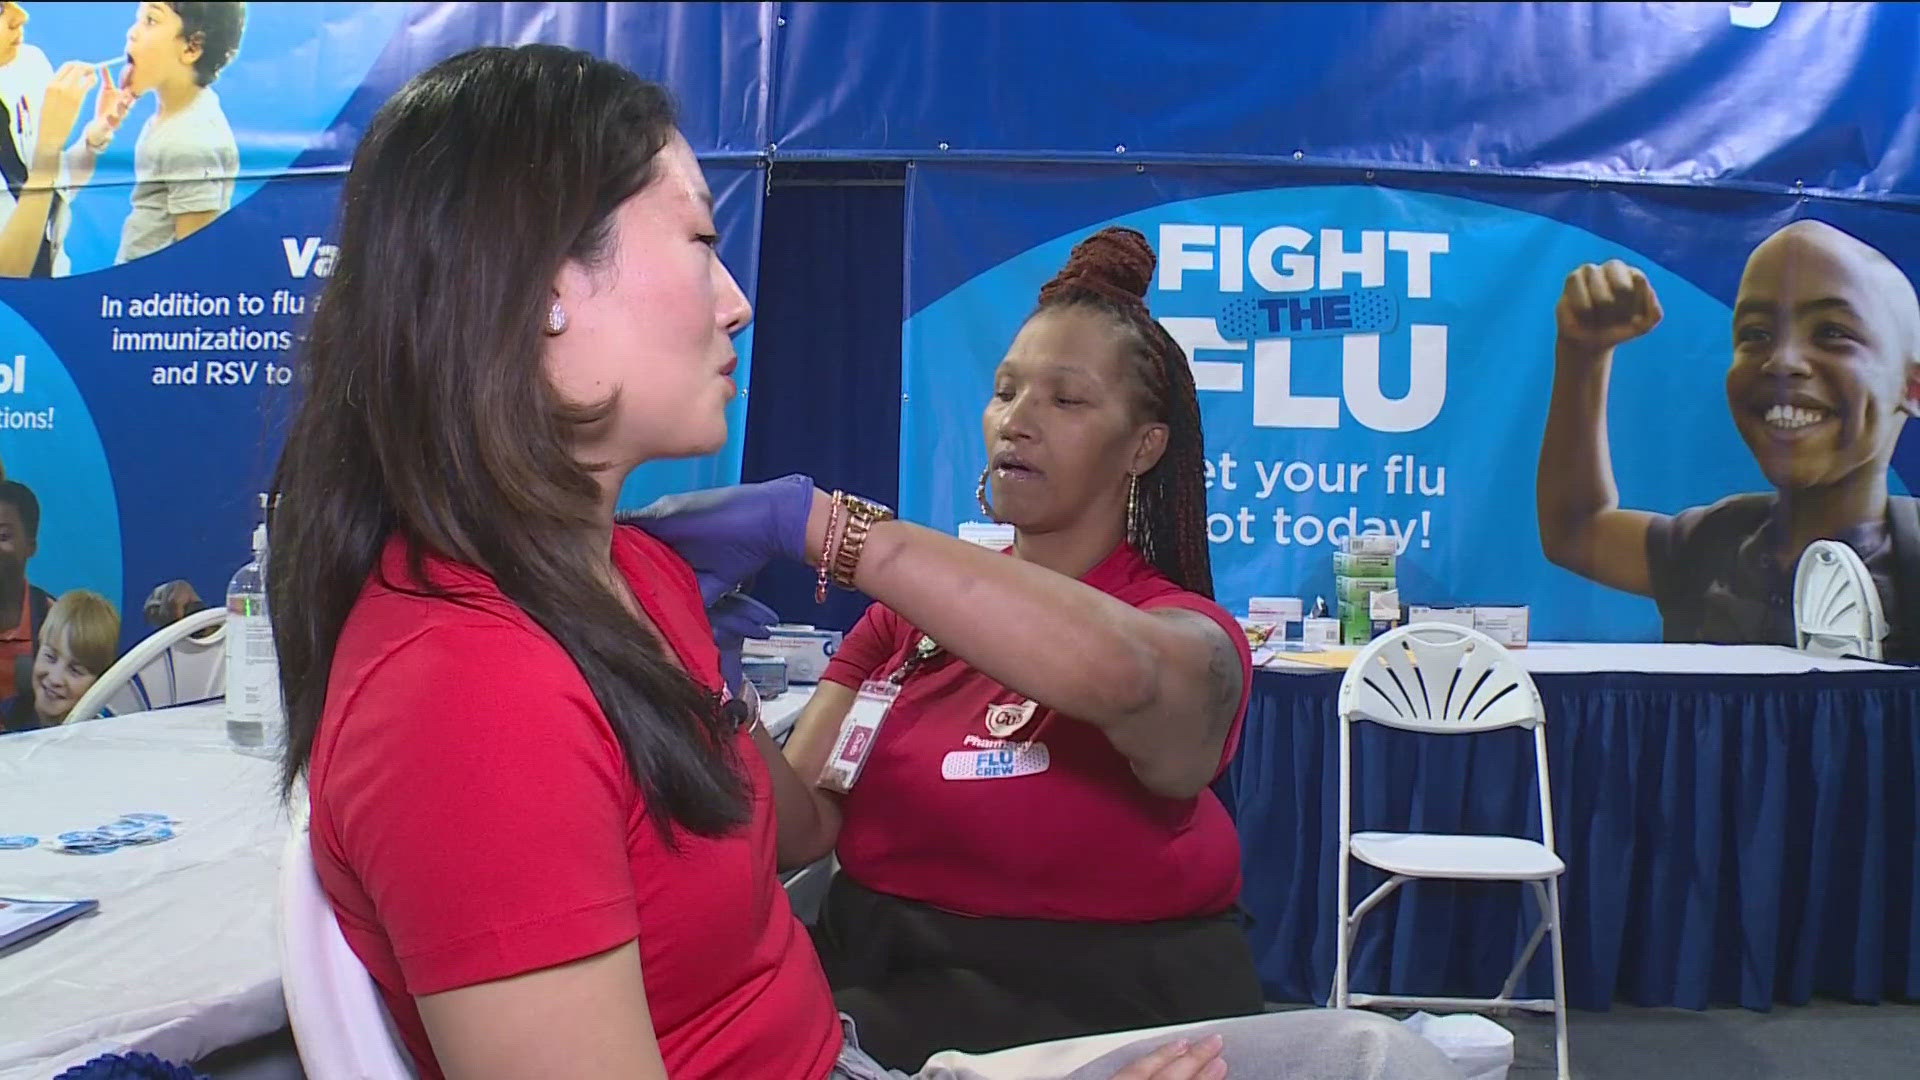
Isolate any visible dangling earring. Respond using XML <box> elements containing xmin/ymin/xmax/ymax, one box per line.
<box><xmin>1125</xmin><ymin>471</ymin><xmax>1141</xmax><ymax>548</ymax></box>
<box><xmin>544</xmin><ymin>301</ymin><xmax>569</xmax><ymax>336</ymax></box>
<box><xmin>976</xmin><ymin>465</ymin><xmax>999</xmax><ymax>522</ymax></box>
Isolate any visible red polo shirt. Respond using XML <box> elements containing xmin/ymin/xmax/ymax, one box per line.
<box><xmin>820</xmin><ymin>543</ymin><xmax>1252</xmax><ymax>923</ymax></box>
<box><xmin>308</xmin><ymin>526</ymin><xmax>841</xmax><ymax>1080</ymax></box>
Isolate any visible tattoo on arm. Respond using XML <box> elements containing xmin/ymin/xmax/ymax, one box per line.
<box><xmin>1155</xmin><ymin>609</ymin><xmax>1243</xmax><ymax>743</ymax></box>
<box><xmin>1201</xmin><ymin>623</ymin><xmax>1243</xmax><ymax>743</ymax></box>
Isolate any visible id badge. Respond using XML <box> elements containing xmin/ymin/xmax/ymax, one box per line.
<box><xmin>818</xmin><ymin>680</ymin><xmax>898</xmax><ymax>793</ymax></box>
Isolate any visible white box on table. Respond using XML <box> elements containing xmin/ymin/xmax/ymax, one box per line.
<box><xmin>1473</xmin><ymin>606</ymin><xmax>1531</xmax><ymax>648</ymax></box>
<box><xmin>742</xmin><ymin>624</ymin><xmax>843</xmax><ymax>683</ymax></box>
<box><xmin>1407</xmin><ymin>605</ymin><xmax>1477</xmax><ymax>630</ymax></box>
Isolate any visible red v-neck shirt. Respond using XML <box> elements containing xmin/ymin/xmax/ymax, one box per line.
<box><xmin>308</xmin><ymin>527</ymin><xmax>841</xmax><ymax>1080</ymax></box>
<box><xmin>820</xmin><ymin>543</ymin><xmax>1253</xmax><ymax>923</ymax></box>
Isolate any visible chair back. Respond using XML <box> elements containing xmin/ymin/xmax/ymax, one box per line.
<box><xmin>277</xmin><ymin>825</ymin><xmax>416</xmax><ymax>1080</ymax></box>
<box><xmin>65</xmin><ymin>608</ymin><xmax>228</xmax><ymax>722</ymax></box>
<box><xmin>1337</xmin><ymin>623</ymin><xmax>1543</xmax><ymax>734</ymax></box>
<box><xmin>1336</xmin><ymin>624</ymin><xmax>1556</xmax><ymax>854</ymax></box>
<box><xmin>1794</xmin><ymin>539</ymin><xmax>1886</xmax><ymax>660</ymax></box>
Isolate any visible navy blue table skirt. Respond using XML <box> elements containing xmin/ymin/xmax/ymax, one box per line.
<box><xmin>1220</xmin><ymin>667</ymin><xmax>1920</xmax><ymax>1011</ymax></box>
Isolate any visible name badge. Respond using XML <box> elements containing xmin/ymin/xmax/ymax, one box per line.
<box><xmin>818</xmin><ymin>680</ymin><xmax>899</xmax><ymax>793</ymax></box>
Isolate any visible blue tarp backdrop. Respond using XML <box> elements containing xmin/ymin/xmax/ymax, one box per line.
<box><xmin>1</xmin><ymin>1</ymin><xmax>1916</xmax><ymax>648</ymax></box>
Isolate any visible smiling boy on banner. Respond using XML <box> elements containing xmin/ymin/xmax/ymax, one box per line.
<box><xmin>1538</xmin><ymin>219</ymin><xmax>1920</xmax><ymax>658</ymax></box>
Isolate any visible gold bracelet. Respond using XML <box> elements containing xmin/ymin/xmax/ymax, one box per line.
<box><xmin>830</xmin><ymin>494</ymin><xmax>895</xmax><ymax>590</ymax></box>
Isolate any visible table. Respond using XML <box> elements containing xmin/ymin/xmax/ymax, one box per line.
<box><xmin>0</xmin><ymin>704</ymin><xmax>292</xmax><ymax>1080</ymax></box>
<box><xmin>0</xmin><ymin>696</ymin><xmax>816</xmax><ymax>1079</ymax></box>
<box><xmin>1222</xmin><ymin>643</ymin><xmax>1920</xmax><ymax>1013</ymax></box>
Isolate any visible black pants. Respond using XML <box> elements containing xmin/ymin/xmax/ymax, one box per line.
<box><xmin>811</xmin><ymin>872</ymin><xmax>1268</xmax><ymax>1072</ymax></box>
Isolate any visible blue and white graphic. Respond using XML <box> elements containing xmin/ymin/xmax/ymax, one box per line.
<box><xmin>902</xmin><ymin>169</ymin><xmax>1811</xmax><ymax>641</ymax></box>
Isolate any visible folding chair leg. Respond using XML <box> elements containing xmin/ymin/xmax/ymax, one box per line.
<box><xmin>1333</xmin><ymin>856</ymin><xmax>1349</xmax><ymax>1009</ymax></box>
<box><xmin>1546</xmin><ymin>877</ymin><xmax>1571</xmax><ymax>1080</ymax></box>
<box><xmin>1498</xmin><ymin>881</ymin><xmax>1553</xmax><ymax>1002</ymax></box>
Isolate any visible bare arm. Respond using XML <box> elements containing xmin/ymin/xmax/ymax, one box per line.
<box><xmin>416</xmin><ymin>941</ymin><xmax>667</xmax><ymax>1080</ymax></box>
<box><xmin>173</xmin><ymin>208</ymin><xmax>219</xmax><ymax>241</ymax></box>
<box><xmin>1537</xmin><ymin>261</ymin><xmax>1669</xmax><ymax>597</ymax></box>
<box><xmin>751</xmin><ymin>686</ymin><xmax>849</xmax><ymax>870</ymax></box>
<box><xmin>0</xmin><ymin>64</ymin><xmax>93</xmax><ymax>278</ymax></box>
<box><xmin>816</xmin><ymin>513</ymin><xmax>1241</xmax><ymax>799</ymax></box>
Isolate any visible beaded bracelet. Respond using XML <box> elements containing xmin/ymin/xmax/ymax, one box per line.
<box><xmin>814</xmin><ymin>493</ymin><xmax>844</xmax><ymax>604</ymax></box>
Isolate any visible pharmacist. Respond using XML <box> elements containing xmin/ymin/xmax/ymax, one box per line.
<box><xmin>765</xmin><ymin>230</ymin><xmax>1263</xmax><ymax>1071</ymax></box>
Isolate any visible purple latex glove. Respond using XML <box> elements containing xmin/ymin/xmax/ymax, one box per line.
<box><xmin>618</xmin><ymin>474</ymin><xmax>816</xmax><ymax>606</ymax></box>
<box><xmin>709</xmin><ymin>591</ymin><xmax>778</xmax><ymax>694</ymax></box>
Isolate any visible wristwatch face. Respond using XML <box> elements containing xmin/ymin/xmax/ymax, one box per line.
<box><xmin>843</xmin><ymin>494</ymin><xmax>896</xmax><ymax>521</ymax></box>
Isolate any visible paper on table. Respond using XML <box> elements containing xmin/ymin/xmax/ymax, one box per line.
<box><xmin>1254</xmin><ymin>645</ymin><xmax>1361</xmax><ymax>670</ymax></box>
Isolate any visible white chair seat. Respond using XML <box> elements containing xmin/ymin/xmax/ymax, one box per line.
<box><xmin>1351</xmin><ymin>831</ymin><xmax>1564</xmax><ymax>881</ymax></box>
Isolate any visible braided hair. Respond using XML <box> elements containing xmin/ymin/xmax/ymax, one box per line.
<box><xmin>1033</xmin><ymin>227</ymin><xmax>1215</xmax><ymax>599</ymax></box>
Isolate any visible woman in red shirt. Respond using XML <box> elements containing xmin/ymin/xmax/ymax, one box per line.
<box><xmin>783</xmin><ymin>228</ymin><xmax>1266</xmax><ymax>1069</ymax></box>
<box><xmin>267</xmin><ymin>42</ymin><xmax>1459</xmax><ymax>1080</ymax></box>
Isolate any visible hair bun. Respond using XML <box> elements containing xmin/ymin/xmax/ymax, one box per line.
<box><xmin>1039</xmin><ymin>226</ymin><xmax>1156</xmax><ymax>307</ymax></box>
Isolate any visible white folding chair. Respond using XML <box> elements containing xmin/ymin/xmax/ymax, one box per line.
<box><xmin>64</xmin><ymin>607</ymin><xmax>227</xmax><ymax>722</ymax></box>
<box><xmin>1794</xmin><ymin>539</ymin><xmax>1886</xmax><ymax>660</ymax></box>
<box><xmin>1334</xmin><ymin>623</ymin><xmax>1570</xmax><ymax>1080</ymax></box>
<box><xmin>278</xmin><ymin>824</ymin><xmax>417</xmax><ymax>1080</ymax></box>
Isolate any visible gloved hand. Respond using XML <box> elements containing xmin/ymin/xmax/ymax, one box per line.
<box><xmin>619</xmin><ymin>474</ymin><xmax>816</xmax><ymax>606</ymax></box>
<box><xmin>709</xmin><ymin>591</ymin><xmax>779</xmax><ymax>695</ymax></box>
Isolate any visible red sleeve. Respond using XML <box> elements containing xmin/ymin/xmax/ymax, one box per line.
<box><xmin>321</xmin><ymin>618</ymin><xmax>640</xmax><ymax>996</ymax></box>
<box><xmin>1141</xmin><ymin>592</ymin><xmax>1255</xmax><ymax>777</ymax></box>
<box><xmin>819</xmin><ymin>603</ymin><xmax>906</xmax><ymax>689</ymax></box>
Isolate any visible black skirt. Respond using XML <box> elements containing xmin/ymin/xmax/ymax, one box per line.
<box><xmin>810</xmin><ymin>872</ymin><xmax>1268</xmax><ymax>1071</ymax></box>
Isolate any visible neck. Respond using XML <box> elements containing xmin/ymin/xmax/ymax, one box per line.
<box><xmin>1011</xmin><ymin>517</ymin><xmax>1126</xmax><ymax>581</ymax></box>
<box><xmin>155</xmin><ymin>77</ymin><xmax>199</xmax><ymax>117</ymax></box>
<box><xmin>1772</xmin><ymin>469</ymin><xmax>1891</xmax><ymax>564</ymax></box>
<box><xmin>0</xmin><ymin>575</ymin><xmax>20</xmax><ymax>631</ymax></box>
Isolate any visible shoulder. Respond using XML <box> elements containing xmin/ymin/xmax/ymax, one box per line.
<box><xmin>0</xmin><ymin>45</ymin><xmax>54</xmax><ymax>90</ymax></box>
<box><xmin>1653</xmin><ymin>492</ymin><xmax>1775</xmax><ymax>555</ymax></box>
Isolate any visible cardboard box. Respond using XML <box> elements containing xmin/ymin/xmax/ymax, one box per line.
<box><xmin>1407</xmin><ymin>605</ymin><xmax>1477</xmax><ymax>630</ymax></box>
<box><xmin>1333</xmin><ymin>551</ymin><xmax>1397</xmax><ymax>577</ymax></box>
<box><xmin>1340</xmin><ymin>534</ymin><xmax>1400</xmax><ymax>557</ymax></box>
<box><xmin>1248</xmin><ymin>596</ymin><xmax>1303</xmax><ymax>624</ymax></box>
<box><xmin>1474</xmin><ymin>605</ymin><xmax>1531</xmax><ymax>648</ymax></box>
<box><xmin>1302</xmin><ymin>617</ymin><xmax>1340</xmax><ymax>648</ymax></box>
<box><xmin>743</xmin><ymin>625</ymin><xmax>844</xmax><ymax>683</ymax></box>
<box><xmin>957</xmin><ymin>521</ymin><xmax>1016</xmax><ymax>548</ymax></box>
<box><xmin>1335</xmin><ymin>575</ymin><xmax>1398</xmax><ymax>603</ymax></box>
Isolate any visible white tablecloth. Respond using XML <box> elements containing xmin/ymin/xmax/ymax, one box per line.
<box><xmin>0</xmin><ymin>705</ymin><xmax>292</xmax><ymax>1080</ymax></box>
<box><xmin>1262</xmin><ymin>641</ymin><xmax>1897</xmax><ymax>676</ymax></box>
<box><xmin>1496</xmin><ymin>642</ymin><xmax>1891</xmax><ymax>675</ymax></box>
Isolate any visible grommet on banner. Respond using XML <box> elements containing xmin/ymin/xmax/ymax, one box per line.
<box><xmin>1135</xmin><ymin>164</ymin><xmax>1145</xmax><ymax>173</ymax></box>
<box><xmin>1114</xmin><ymin>144</ymin><xmax>1126</xmax><ymax>154</ymax></box>
<box><xmin>938</xmin><ymin>141</ymin><xmax>950</xmax><ymax>151</ymax></box>
<box><xmin>1292</xmin><ymin>150</ymin><xmax>1304</xmax><ymax>161</ymax></box>
<box><xmin>1468</xmin><ymin>158</ymin><xmax>1480</xmax><ymax>168</ymax></box>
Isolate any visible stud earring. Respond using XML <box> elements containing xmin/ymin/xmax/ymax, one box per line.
<box><xmin>976</xmin><ymin>465</ymin><xmax>999</xmax><ymax>522</ymax></box>
<box><xmin>544</xmin><ymin>301</ymin><xmax>569</xmax><ymax>336</ymax></box>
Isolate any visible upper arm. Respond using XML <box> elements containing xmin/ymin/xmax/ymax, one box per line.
<box><xmin>418</xmin><ymin>940</ymin><xmax>666</xmax><ymax>1080</ymax></box>
<box><xmin>1148</xmin><ymin>606</ymin><xmax>1246</xmax><ymax>756</ymax></box>
<box><xmin>1549</xmin><ymin>508</ymin><xmax>1660</xmax><ymax>597</ymax></box>
<box><xmin>328</xmin><ymin>623</ymin><xmax>639</xmax><ymax>998</ymax></box>
<box><xmin>172</xmin><ymin>208</ymin><xmax>218</xmax><ymax>240</ymax></box>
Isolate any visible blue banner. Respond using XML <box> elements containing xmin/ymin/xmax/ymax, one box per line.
<box><xmin>773</xmin><ymin>2</ymin><xmax>1920</xmax><ymax>203</ymax></box>
<box><xmin>902</xmin><ymin>162</ymin><xmax>1919</xmax><ymax>641</ymax></box>
<box><xmin>0</xmin><ymin>2</ymin><xmax>765</xmax><ymax>660</ymax></box>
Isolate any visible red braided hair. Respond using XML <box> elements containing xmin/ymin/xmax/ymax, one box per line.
<box><xmin>1032</xmin><ymin>227</ymin><xmax>1215</xmax><ymax>599</ymax></box>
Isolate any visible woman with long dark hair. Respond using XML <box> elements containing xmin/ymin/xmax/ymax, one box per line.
<box><xmin>272</xmin><ymin>42</ymin><xmax>1461</xmax><ymax>1080</ymax></box>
